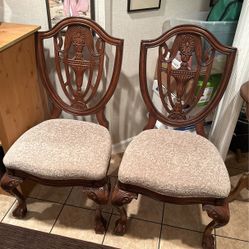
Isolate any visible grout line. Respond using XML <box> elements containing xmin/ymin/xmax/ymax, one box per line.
<box><xmin>214</xmin><ymin>229</ymin><xmax>217</xmax><ymax>249</ymax></box>
<box><xmin>162</xmin><ymin>224</ymin><xmax>204</xmax><ymax>234</ymax></box>
<box><xmin>157</xmin><ymin>203</ymin><xmax>165</xmax><ymax>249</ymax></box>
<box><xmin>1</xmin><ymin>199</ymin><xmax>17</xmax><ymax>223</ymax></box>
<box><xmin>215</xmin><ymin>234</ymin><xmax>249</xmax><ymax>243</ymax></box>
<box><xmin>26</xmin><ymin>195</ymin><xmax>113</xmax><ymax>215</ymax></box>
<box><xmin>49</xmin><ymin>204</ymin><xmax>64</xmax><ymax>234</ymax></box>
<box><xmin>27</xmin><ymin>196</ymin><xmax>69</xmax><ymax>205</ymax></box>
<box><xmin>111</xmin><ymin>211</ymin><xmax>208</xmax><ymax>234</ymax></box>
<box><xmin>102</xmin><ymin>182</ymin><xmax>116</xmax><ymax>245</ymax></box>
<box><xmin>49</xmin><ymin>187</ymin><xmax>73</xmax><ymax>234</ymax></box>
<box><xmin>111</xmin><ymin>212</ymin><xmax>163</xmax><ymax>226</ymax></box>
<box><xmin>101</xmin><ymin>213</ymin><xmax>113</xmax><ymax>245</ymax></box>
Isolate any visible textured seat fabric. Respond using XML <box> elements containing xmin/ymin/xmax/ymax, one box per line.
<box><xmin>3</xmin><ymin>119</ymin><xmax>111</xmax><ymax>180</ymax></box>
<box><xmin>118</xmin><ymin>129</ymin><xmax>231</xmax><ymax>198</ymax></box>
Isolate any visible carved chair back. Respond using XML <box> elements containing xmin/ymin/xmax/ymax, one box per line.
<box><xmin>37</xmin><ymin>17</ymin><xmax>123</xmax><ymax>128</ymax></box>
<box><xmin>139</xmin><ymin>25</ymin><xmax>236</xmax><ymax>133</ymax></box>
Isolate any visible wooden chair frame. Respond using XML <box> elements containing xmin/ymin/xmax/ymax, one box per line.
<box><xmin>111</xmin><ymin>25</ymin><xmax>236</xmax><ymax>249</ymax></box>
<box><xmin>1</xmin><ymin>17</ymin><xmax>123</xmax><ymax>234</ymax></box>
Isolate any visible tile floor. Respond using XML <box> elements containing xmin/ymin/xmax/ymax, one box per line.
<box><xmin>0</xmin><ymin>152</ymin><xmax>248</xmax><ymax>249</ymax></box>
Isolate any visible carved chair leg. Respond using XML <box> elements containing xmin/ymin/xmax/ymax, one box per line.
<box><xmin>202</xmin><ymin>202</ymin><xmax>230</xmax><ymax>249</ymax></box>
<box><xmin>0</xmin><ymin>173</ymin><xmax>27</xmax><ymax>218</ymax></box>
<box><xmin>85</xmin><ymin>181</ymin><xmax>111</xmax><ymax>234</ymax></box>
<box><xmin>227</xmin><ymin>172</ymin><xmax>249</xmax><ymax>202</ymax></box>
<box><xmin>111</xmin><ymin>184</ymin><xmax>137</xmax><ymax>235</ymax></box>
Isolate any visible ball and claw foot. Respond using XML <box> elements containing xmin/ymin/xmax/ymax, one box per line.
<box><xmin>114</xmin><ymin>218</ymin><xmax>127</xmax><ymax>235</ymax></box>
<box><xmin>202</xmin><ymin>233</ymin><xmax>215</xmax><ymax>249</ymax></box>
<box><xmin>111</xmin><ymin>184</ymin><xmax>137</xmax><ymax>235</ymax></box>
<box><xmin>95</xmin><ymin>212</ymin><xmax>107</xmax><ymax>234</ymax></box>
<box><xmin>0</xmin><ymin>173</ymin><xmax>27</xmax><ymax>219</ymax></box>
<box><xmin>12</xmin><ymin>202</ymin><xmax>27</xmax><ymax>218</ymax></box>
<box><xmin>202</xmin><ymin>202</ymin><xmax>229</xmax><ymax>249</ymax></box>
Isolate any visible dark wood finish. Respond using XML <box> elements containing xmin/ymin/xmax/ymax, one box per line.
<box><xmin>0</xmin><ymin>223</ymin><xmax>117</xmax><ymax>249</ymax></box>
<box><xmin>117</xmin><ymin>182</ymin><xmax>226</xmax><ymax>206</ymax></box>
<box><xmin>1</xmin><ymin>17</ymin><xmax>123</xmax><ymax>234</ymax></box>
<box><xmin>202</xmin><ymin>202</ymin><xmax>229</xmax><ymax>249</ymax></box>
<box><xmin>140</xmin><ymin>25</ymin><xmax>236</xmax><ymax>129</ymax></box>
<box><xmin>37</xmin><ymin>17</ymin><xmax>123</xmax><ymax>119</ymax></box>
<box><xmin>127</xmin><ymin>0</ymin><xmax>161</xmax><ymax>12</ymax></box>
<box><xmin>1</xmin><ymin>173</ymin><xmax>27</xmax><ymax>218</ymax></box>
<box><xmin>112</xmin><ymin>25</ymin><xmax>236</xmax><ymax>249</ymax></box>
<box><xmin>85</xmin><ymin>179</ymin><xmax>111</xmax><ymax>233</ymax></box>
<box><xmin>111</xmin><ymin>184</ymin><xmax>138</xmax><ymax>235</ymax></box>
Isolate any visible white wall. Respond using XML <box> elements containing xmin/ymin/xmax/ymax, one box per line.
<box><xmin>0</xmin><ymin>0</ymin><xmax>49</xmax><ymax>30</ymax></box>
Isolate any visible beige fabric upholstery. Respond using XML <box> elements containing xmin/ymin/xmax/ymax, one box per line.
<box><xmin>4</xmin><ymin>119</ymin><xmax>111</xmax><ymax>180</ymax></box>
<box><xmin>119</xmin><ymin>129</ymin><xmax>231</xmax><ymax>198</ymax></box>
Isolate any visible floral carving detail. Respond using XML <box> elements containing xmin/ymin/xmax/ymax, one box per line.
<box><xmin>179</xmin><ymin>34</ymin><xmax>195</xmax><ymax>68</ymax></box>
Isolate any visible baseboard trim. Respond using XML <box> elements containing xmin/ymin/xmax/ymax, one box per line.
<box><xmin>112</xmin><ymin>136</ymin><xmax>134</xmax><ymax>154</ymax></box>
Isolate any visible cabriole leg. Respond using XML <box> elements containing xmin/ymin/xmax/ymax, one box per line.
<box><xmin>86</xmin><ymin>181</ymin><xmax>111</xmax><ymax>234</ymax></box>
<box><xmin>111</xmin><ymin>184</ymin><xmax>137</xmax><ymax>235</ymax></box>
<box><xmin>0</xmin><ymin>173</ymin><xmax>27</xmax><ymax>218</ymax></box>
<box><xmin>202</xmin><ymin>202</ymin><xmax>230</xmax><ymax>249</ymax></box>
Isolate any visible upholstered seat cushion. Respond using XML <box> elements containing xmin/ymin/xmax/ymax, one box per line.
<box><xmin>3</xmin><ymin>119</ymin><xmax>111</xmax><ymax>180</ymax></box>
<box><xmin>118</xmin><ymin>129</ymin><xmax>231</xmax><ymax>198</ymax></box>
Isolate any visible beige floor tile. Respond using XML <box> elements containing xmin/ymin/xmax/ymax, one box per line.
<box><xmin>160</xmin><ymin>225</ymin><xmax>203</xmax><ymax>249</ymax></box>
<box><xmin>113</xmin><ymin>194</ymin><xmax>164</xmax><ymax>223</ymax></box>
<box><xmin>229</xmin><ymin>168</ymin><xmax>249</xmax><ymax>201</ymax></box>
<box><xmin>2</xmin><ymin>198</ymin><xmax>62</xmax><ymax>232</ymax></box>
<box><xmin>108</xmin><ymin>153</ymin><xmax>123</xmax><ymax>176</ymax></box>
<box><xmin>0</xmin><ymin>194</ymin><xmax>15</xmax><ymax>221</ymax></box>
<box><xmin>28</xmin><ymin>184</ymin><xmax>72</xmax><ymax>204</ymax></box>
<box><xmin>216</xmin><ymin>236</ymin><xmax>249</xmax><ymax>249</ymax></box>
<box><xmin>216</xmin><ymin>200</ymin><xmax>249</xmax><ymax>241</ymax></box>
<box><xmin>163</xmin><ymin>203</ymin><xmax>211</xmax><ymax>232</ymax></box>
<box><xmin>52</xmin><ymin>205</ymin><xmax>109</xmax><ymax>244</ymax></box>
<box><xmin>66</xmin><ymin>177</ymin><xmax>116</xmax><ymax>213</ymax></box>
<box><xmin>104</xmin><ymin>215</ymin><xmax>161</xmax><ymax>249</ymax></box>
<box><xmin>66</xmin><ymin>186</ymin><xmax>96</xmax><ymax>209</ymax></box>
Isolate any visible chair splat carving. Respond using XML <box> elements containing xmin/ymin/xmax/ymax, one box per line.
<box><xmin>158</xmin><ymin>34</ymin><xmax>216</xmax><ymax>120</ymax></box>
<box><xmin>37</xmin><ymin>17</ymin><xmax>123</xmax><ymax>119</ymax></box>
<box><xmin>54</xmin><ymin>25</ymin><xmax>105</xmax><ymax>111</ymax></box>
<box><xmin>140</xmin><ymin>25</ymin><xmax>236</xmax><ymax>129</ymax></box>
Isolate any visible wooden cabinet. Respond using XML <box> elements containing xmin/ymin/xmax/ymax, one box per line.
<box><xmin>0</xmin><ymin>23</ymin><xmax>49</xmax><ymax>195</ymax></box>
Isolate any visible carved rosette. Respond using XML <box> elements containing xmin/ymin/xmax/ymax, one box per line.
<box><xmin>83</xmin><ymin>182</ymin><xmax>111</xmax><ymax>205</ymax></box>
<box><xmin>111</xmin><ymin>185</ymin><xmax>138</xmax><ymax>206</ymax></box>
<box><xmin>0</xmin><ymin>173</ymin><xmax>23</xmax><ymax>192</ymax></box>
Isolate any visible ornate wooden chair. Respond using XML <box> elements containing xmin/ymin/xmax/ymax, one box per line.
<box><xmin>1</xmin><ymin>17</ymin><xmax>123</xmax><ymax>233</ymax></box>
<box><xmin>111</xmin><ymin>25</ymin><xmax>236</xmax><ymax>249</ymax></box>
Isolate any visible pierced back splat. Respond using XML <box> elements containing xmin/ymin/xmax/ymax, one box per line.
<box><xmin>140</xmin><ymin>25</ymin><xmax>236</xmax><ymax>131</ymax></box>
<box><xmin>37</xmin><ymin>17</ymin><xmax>123</xmax><ymax>126</ymax></box>
<box><xmin>54</xmin><ymin>25</ymin><xmax>105</xmax><ymax>111</ymax></box>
